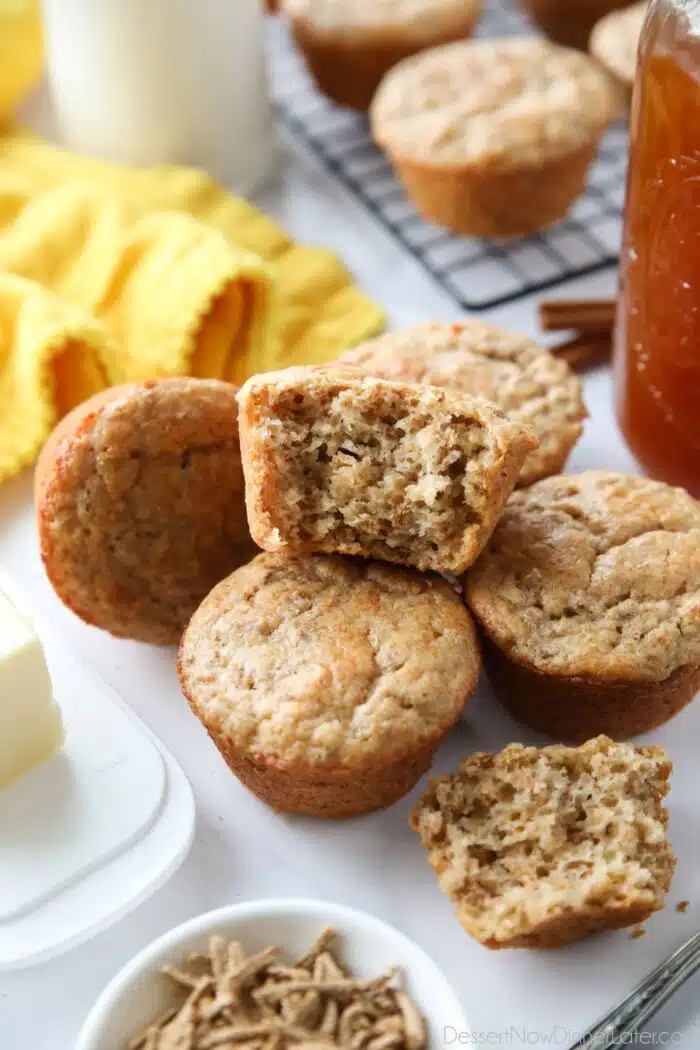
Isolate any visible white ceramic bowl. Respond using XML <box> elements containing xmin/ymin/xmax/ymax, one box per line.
<box><xmin>77</xmin><ymin>898</ymin><xmax>470</xmax><ymax>1050</ymax></box>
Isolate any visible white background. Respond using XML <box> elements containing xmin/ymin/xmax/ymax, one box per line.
<box><xmin>2</xmin><ymin>57</ymin><xmax>700</xmax><ymax>1050</ymax></box>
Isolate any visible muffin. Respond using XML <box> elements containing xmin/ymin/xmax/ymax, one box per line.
<box><xmin>36</xmin><ymin>378</ymin><xmax>256</xmax><ymax>645</ymax></box>
<box><xmin>411</xmin><ymin>736</ymin><xmax>675</xmax><ymax>949</ymax></box>
<box><xmin>282</xmin><ymin>0</ymin><xmax>482</xmax><ymax>111</ymax></box>
<box><xmin>237</xmin><ymin>365</ymin><xmax>537</xmax><ymax>575</ymax></box>
<box><xmin>590</xmin><ymin>1</ymin><xmax>647</xmax><ymax>99</ymax></box>
<box><xmin>370</xmin><ymin>38</ymin><xmax>620</xmax><ymax>237</ymax></box>
<box><xmin>464</xmin><ymin>471</ymin><xmax>700</xmax><ymax>741</ymax></box>
<box><xmin>522</xmin><ymin>0</ymin><xmax>638</xmax><ymax>51</ymax></box>
<box><xmin>340</xmin><ymin>321</ymin><xmax>586</xmax><ymax>487</ymax></box>
<box><xmin>178</xmin><ymin>552</ymin><xmax>481</xmax><ymax>818</ymax></box>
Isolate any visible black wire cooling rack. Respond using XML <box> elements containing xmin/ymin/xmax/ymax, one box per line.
<box><xmin>267</xmin><ymin>0</ymin><xmax>626</xmax><ymax>311</ymax></box>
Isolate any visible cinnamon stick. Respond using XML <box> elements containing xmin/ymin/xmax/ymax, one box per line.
<box><xmin>550</xmin><ymin>333</ymin><xmax>611</xmax><ymax>370</ymax></box>
<box><xmin>539</xmin><ymin>298</ymin><xmax>616</xmax><ymax>334</ymax></box>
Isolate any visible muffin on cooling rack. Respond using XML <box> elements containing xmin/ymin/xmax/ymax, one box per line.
<box><xmin>522</xmin><ymin>0</ymin><xmax>638</xmax><ymax>51</ymax></box>
<box><xmin>282</xmin><ymin>0</ymin><xmax>482</xmax><ymax>111</ymax></box>
<box><xmin>464</xmin><ymin>471</ymin><xmax>700</xmax><ymax>742</ymax></box>
<box><xmin>339</xmin><ymin>321</ymin><xmax>586</xmax><ymax>487</ymax></box>
<box><xmin>179</xmin><ymin>552</ymin><xmax>481</xmax><ymax>817</ymax></box>
<box><xmin>371</xmin><ymin>37</ymin><xmax>620</xmax><ymax>238</ymax></box>
<box><xmin>590</xmin><ymin>1</ymin><xmax>647</xmax><ymax>99</ymax></box>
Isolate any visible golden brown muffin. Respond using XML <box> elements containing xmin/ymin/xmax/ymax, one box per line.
<box><xmin>36</xmin><ymin>378</ymin><xmax>256</xmax><ymax>645</ymax></box>
<box><xmin>411</xmin><ymin>736</ymin><xmax>675</xmax><ymax>949</ymax></box>
<box><xmin>178</xmin><ymin>551</ymin><xmax>481</xmax><ymax>817</ymax></box>
<box><xmin>464</xmin><ymin>471</ymin><xmax>700</xmax><ymax>741</ymax></box>
<box><xmin>282</xmin><ymin>0</ymin><xmax>482</xmax><ymax>111</ymax></box>
<box><xmin>370</xmin><ymin>38</ymin><xmax>620</xmax><ymax>237</ymax></box>
<box><xmin>523</xmin><ymin>0</ymin><xmax>638</xmax><ymax>51</ymax></box>
<box><xmin>237</xmin><ymin>365</ymin><xmax>537</xmax><ymax>575</ymax></box>
<box><xmin>340</xmin><ymin>322</ymin><xmax>586</xmax><ymax>487</ymax></box>
<box><xmin>590</xmin><ymin>1</ymin><xmax>647</xmax><ymax>98</ymax></box>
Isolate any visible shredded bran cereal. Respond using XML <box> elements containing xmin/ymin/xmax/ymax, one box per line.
<box><xmin>127</xmin><ymin>929</ymin><xmax>427</xmax><ymax>1050</ymax></box>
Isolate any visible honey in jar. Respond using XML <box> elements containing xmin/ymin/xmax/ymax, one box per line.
<box><xmin>614</xmin><ymin>0</ymin><xmax>700</xmax><ymax>496</ymax></box>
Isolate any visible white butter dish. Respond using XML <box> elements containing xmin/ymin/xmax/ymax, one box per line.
<box><xmin>0</xmin><ymin>571</ymin><xmax>195</xmax><ymax>970</ymax></box>
<box><xmin>0</xmin><ymin>585</ymin><xmax>64</xmax><ymax>789</ymax></box>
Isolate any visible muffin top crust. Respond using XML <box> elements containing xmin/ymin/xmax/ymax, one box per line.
<box><xmin>590</xmin><ymin>2</ymin><xmax>647</xmax><ymax>88</ymax></box>
<box><xmin>465</xmin><ymin>471</ymin><xmax>700</xmax><ymax>681</ymax></box>
<box><xmin>371</xmin><ymin>38</ymin><xmax>620</xmax><ymax>168</ymax></box>
<box><xmin>340</xmin><ymin>322</ymin><xmax>585</xmax><ymax>486</ymax></box>
<box><xmin>37</xmin><ymin>378</ymin><xmax>254</xmax><ymax>645</ymax></box>
<box><xmin>282</xmin><ymin>0</ymin><xmax>481</xmax><ymax>38</ymax></box>
<box><xmin>179</xmin><ymin>552</ymin><xmax>480</xmax><ymax>768</ymax></box>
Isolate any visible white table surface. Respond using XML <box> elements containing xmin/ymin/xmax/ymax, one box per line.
<box><xmin>2</xmin><ymin>77</ymin><xmax>700</xmax><ymax>1050</ymax></box>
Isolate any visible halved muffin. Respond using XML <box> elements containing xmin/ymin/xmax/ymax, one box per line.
<box><xmin>411</xmin><ymin>736</ymin><xmax>675</xmax><ymax>949</ymax></box>
<box><xmin>237</xmin><ymin>365</ymin><xmax>537</xmax><ymax>575</ymax></box>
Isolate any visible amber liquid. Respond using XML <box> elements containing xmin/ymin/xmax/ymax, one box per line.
<box><xmin>615</xmin><ymin>8</ymin><xmax>700</xmax><ymax>496</ymax></box>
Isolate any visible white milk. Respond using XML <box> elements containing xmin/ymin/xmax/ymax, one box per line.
<box><xmin>41</xmin><ymin>0</ymin><xmax>275</xmax><ymax>193</ymax></box>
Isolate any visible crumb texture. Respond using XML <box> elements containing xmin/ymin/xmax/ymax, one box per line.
<box><xmin>238</xmin><ymin>366</ymin><xmax>536</xmax><ymax>574</ymax></box>
<box><xmin>465</xmin><ymin>471</ymin><xmax>700</xmax><ymax>681</ymax></box>
<box><xmin>371</xmin><ymin>38</ymin><xmax>619</xmax><ymax>167</ymax></box>
<box><xmin>341</xmin><ymin>322</ymin><xmax>585</xmax><ymax>486</ymax></box>
<box><xmin>411</xmin><ymin>736</ymin><xmax>674</xmax><ymax>949</ymax></box>
<box><xmin>179</xmin><ymin>551</ymin><xmax>480</xmax><ymax>768</ymax></box>
<box><xmin>39</xmin><ymin>379</ymin><xmax>255</xmax><ymax>644</ymax></box>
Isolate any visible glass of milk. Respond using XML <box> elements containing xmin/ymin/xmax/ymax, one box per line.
<box><xmin>41</xmin><ymin>0</ymin><xmax>275</xmax><ymax>194</ymax></box>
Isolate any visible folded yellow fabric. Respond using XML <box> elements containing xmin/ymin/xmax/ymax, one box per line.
<box><xmin>0</xmin><ymin>127</ymin><xmax>384</xmax><ymax>483</ymax></box>
<box><xmin>0</xmin><ymin>1</ymin><xmax>43</xmax><ymax>119</ymax></box>
<box><xmin>0</xmin><ymin>127</ymin><xmax>385</xmax><ymax>373</ymax></box>
<box><xmin>0</xmin><ymin>177</ymin><xmax>274</xmax><ymax>385</ymax></box>
<box><xmin>0</xmin><ymin>272</ymin><xmax>112</xmax><ymax>480</ymax></box>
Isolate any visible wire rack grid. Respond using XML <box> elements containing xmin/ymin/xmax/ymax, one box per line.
<box><xmin>267</xmin><ymin>0</ymin><xmax>627</xmax><ymax>312</ymax></box>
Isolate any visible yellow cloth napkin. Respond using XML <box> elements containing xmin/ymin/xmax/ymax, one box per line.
<box><xmin>0</xmin><ymin>272</ymin><xmax>114</xmax><ymax>480</ymax></box>
<box><xmin>0</xmin><ymin>175</ymin><xmax>275</xmax><ymax>384</ymax></box>
<box><xmin>0</xmin><ymin>128</ymin><xmax>384</xmax><ymax>373</ymax></box>
<box><xmin>0</xmin><ymin>128</ymin><xmax>384</xmax><ymax>483</ymax></box>
<box><xmin>0</xmin><ymin>0</ymin><xmax>43</xmax><ymax>119</ymax></box>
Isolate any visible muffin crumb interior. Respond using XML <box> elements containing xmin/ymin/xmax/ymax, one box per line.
<box><xmin>411</xmin><ymin>736</ymin><xmax>674</xmax><ymax>948</ymax></box>
<box><xmin>255</xmin><ymin>382</ymin><xmax>499</xmax><ymax>567</ymax></box>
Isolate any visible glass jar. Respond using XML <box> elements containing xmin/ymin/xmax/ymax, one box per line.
<box><xmin>614</xmin><ymin>0</ymin><xmax>700</xmax><ymax>496</ymax></box>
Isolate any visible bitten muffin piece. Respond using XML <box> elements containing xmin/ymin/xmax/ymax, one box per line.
<box><xmin>237</xmin><ymin>366</ymin><xmax>537</xmax><ymax>575</ymax></box>
<box><xmin>590</xmin><ymin>2</ymin><xmax>646</xmax><ymax>99</ymax></box>
<box><xmin>36</xmin><ymin>379</ymin><xmax>256</xmax><ymax>645</ymax></box>
<box><xmin>282</xmin><ymin>0</ymin><xmax>482</xmax><ymax>111</ymax></box>
<box><xmin>179</xmin><ymin>551</ymin><xmax>481</xmax><ymax>818</ymax></box>
<box><xmin>371</xmin><ymin>37</ymin><xmax>620</xmax><ymax>237</ymax></box>
<box><xmin>522</xmin><ymin>0</ymin><xmax>637</xmax><ymax>51</ymax></box>
<box><xmin>465</xmin><ymin>471</ymin><xmax>700</xmax><ymax>741</ymax></box>
<box><xmin>340</xmin><ymin>322</ymin><xmax>585</xmax><ymax>487</ymax></box>
<box><xmin>411</xmin><ymin>736</ymin><xmax>675</xmax><ymax>949</ymax></box>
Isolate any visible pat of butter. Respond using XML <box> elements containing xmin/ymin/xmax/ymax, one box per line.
<box><xmin>0</xmin><ymin>588</ymin><xmax>64</xmax><ymax>788</ymax></box>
